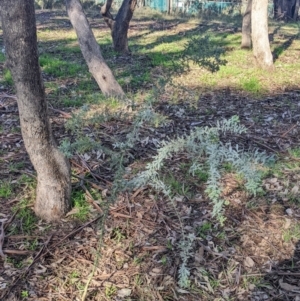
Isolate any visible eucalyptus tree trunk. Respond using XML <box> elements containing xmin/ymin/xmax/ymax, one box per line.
<box><xmin>241</xmin><ymin>0</ymin><xmax>252</xmax><ymax>49</ymax></box>
<box><xmin>101</xmin><ymin>0</ymin><xmax>137</xmax><ymax>53</ymax></box>
<box><xmin>0</xmin><ymin>0</ymin><xmax>71</xmax><ymax>221</ymax></box>
<box><xmin>66</xmin><ymin>0</ymin><xmax>125</xmax><ymax>97</ymax></box>
<box><xmin>274</xmin><ymin>0</ymin><xmax>299</xmax><ymax>20</ymax></box>
<box><xmin>251</xmin><ymin>0</ymin><xmax>274</xmax><ymax>70</ymax></box>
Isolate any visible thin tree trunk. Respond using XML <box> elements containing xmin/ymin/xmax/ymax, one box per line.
<box><xmin>251</xmin><ymin>0</ymin><xmax>274</xmax><ymax>70</ymax></box>
<box><xmin>66</xmin><ymin>0</ymin><xmax>125</xmax><ymax>97</ymax></box>
<box><xmin>292</xmin><ymin>0</ymin><xmax>299</xmax><ymax>20</ymax></box>
<box><xmin>0</xmin><ymin>0</ymin><xmax>71</xmax><ymax>221</ymax></box>
<box><xmin>241</xmin><ymin>0</ymin><xmax>252</xmax><ymax>49</ymax></box>
<box><xmin>101</xmin><ymin>0</ymin><xmax>137</xmax><ymax>53</ymax></box>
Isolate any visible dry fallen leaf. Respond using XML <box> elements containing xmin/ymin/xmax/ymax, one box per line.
<box><xmin>65</xmin><ymin>207</ymin><xmax>80</xmax><ymax>217</ymax></box>
<box><xmin>291</xmin><ymin>185</ymin><xmax>299</xmax><ymax>195</ymax></box>
<box><xmin>244</xmin><ymin>256</ymin><xmax>255</xmax><ymax>268</ymax></box>
<box><xmin>117</xmin><ymin>288</ymin><xmax>132</xmax><ymax>297</ymax></box>
<box><xmin>279</xmin><ymin>279</ymin><xmax>300</xmax><ymax>292</ymax></box>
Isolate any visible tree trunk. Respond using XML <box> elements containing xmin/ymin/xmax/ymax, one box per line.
<box><xmin>292</xmin><ymin>0</ymin><xmax>299</xmax><ymax>20</ymax></box>
<box><xmin>274</xmin><ymin>0</ymin><xmax>298</xmax><ymax>20</ymax></box>
<box><xmin>0</xmin><ymin>0</ymin><xmax>71</xmax><ymax>221</ymax></box>
<box><xmin>274</xmin><ymin>0</ymin><xmax>282</xmax><ymax>19</ymax></box>
<box><xmin>101</xmin><ymin>0</ymin><xmax>137</xmax><ymax>53</ymax></box>
<box><xmin>66</xmin><ymin>0</ymin><xmax>125</xmax><ymax>97</ymax></box>
<box><xmin>241</xmin><ymin>0</ymin><xmax>252</xmax><ymax>49</ymax></box>
<box><xmin>251</xmin><ymin>0</ymin><xmax>274</xmax><ymax>70</ymax></box>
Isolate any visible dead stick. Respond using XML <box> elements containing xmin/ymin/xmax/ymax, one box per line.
<box><xmin>281</xmin><ymin>124</ymin><xmax>297</xmax><ymax>138</ymax></box>
<box><xmin>1</xmin><ymin>215</ymin><xmax>102</xmax><ymax>300</ymax></box>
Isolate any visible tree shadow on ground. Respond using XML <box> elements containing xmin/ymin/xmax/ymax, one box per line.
<box><xmin>271</xmin><ymin>22</ymin><xmax>300</xmax><ymax>62</ymax></box>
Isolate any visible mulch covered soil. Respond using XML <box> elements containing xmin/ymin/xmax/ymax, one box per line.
<box><xmin>1</xmin><ymin>87</ymin><xmax>300</xmax><ymax>301</ymax></box>
<box><xmin>1</xmin><ymin>8</ymin><xmax>300</xmax><ymax>301</ymax></box>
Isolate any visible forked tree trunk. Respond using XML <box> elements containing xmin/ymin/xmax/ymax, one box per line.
<box><xmin>251</xmin><ymin>0</ymin><xmax>274</xmax><ymax>70</ymax></box>
<box><xmin>66</xmin><ymin>0</ymin><xmax>125</xmax><ymax>97</ymax></box>
<box><xmin>241</xmin><ymin>0</ymin><xmax>252</xmax><ymax>49</ymax></box>
<box><xmin>0</xmin><ymin>0</ymin><xmax>71</xmax><ymax>221</ymax></box>
<box><xmin>101</xmin><ymin>0</ymin><xmax>137</xmax><ymax>53</ymax></box>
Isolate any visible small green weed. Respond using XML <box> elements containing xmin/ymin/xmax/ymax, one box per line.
<box><xmin>8</xmin><ymin>161</ymin><xmax>25</xmax><ymax>173</ymax></box>
<box><xmin>69</xmin><ymin>270</ymin><xmax>80</xmax><ymax>284</ymax></box>
<box><xmin>222</xmin><ymin>162</ymin><xmax>234</xmax><ymax>172</ymax></box>
<box><xmin>21</xmin><ymin>290</ymin><xmax>29</xmax><ymax>298</ymax></box>
<box><xmin>283</xmin><ymin>224</ymin><xmax>300</xmax><ymax>242</ymax></box>
<box><xmin>71</xmin><ymin>190</ymin><xmax>90</xmax><ymax>221</ymax></box>
<box><xmin>0</xmin><ymin>53</ymin><xmax>5</xmax><ymax>62</ymax></box>
<box><xmin>105</xmin><ymin>284</ymin><xmax>117</xmax><ymax>299</ymax></box>
<box><xmin>3</xmin><ymin>69</ymin><xmax>13</xmax><ymax>85</ymax></box>
<box><xmin>160</xmin><ymin>255</ymin><xmax>168</xmax><ymax>265</ymax></box>
<box><xmin>12</xmin><ymin>199</ymin><xmax>37</xmax><ymax>234</ymax></box>
<box><xmin>240</xmin><ymin>77</ymin><xmax>262</xmax><ymax>94</ymax></box>
<box><xmin>0</xmin><ymin>180</ymin><xmax>13</xmax><ymax>198</ymax></box>
<box><xmin>26</xmin><ymin>238</ymin><xmax>39</xmax><ymax>251</ymax></box>
<box><xmin>196</xmin><ymin>221</ymin><xmax>212</xmax><ymax>238</ymax></box>
<box><xmin>289</xmin><ymin>148</ymin><xmax>300</xmax><ymax>158</ymax></box>
<box><xmin>242</xmin><ymin>275</ymin><xmax>261</xmax><ymax>290</ymax></box>
<box><xmin>163</xmin><ymin>173</ymin><xmax>183</xmax><ymax>196</ymax></box>
<box><xmin>194</xmin><ymin>169</ymin><xmax>209</xmax><ymax>182</ymax></box>
<box><xmin>111</xmin><ymin>227</ymin><xmax>126</xmax><ymax>243</ymax></box>
<box><xmin>163</xmin><ymin>173</ymin><xmax>191</xmax><ymax>197</ymax></box>
<box><xmin>133</xmin><ymin>256</ymin><xmax>143</xmax><ymax>265</ymax></box>
<box><xmin>5</xmin><ymin>256</ymin><xmax>24</xmax><ymax>268</ymax></box>
<box><xmin>70</xmin><ymin>270</ymin><xmax>80</xmax><ymax>278</ymax></box>
<box><xmin>19</xmin><ymin>174</ymin><xmax>35</xmax><ymax>185</ymax></box>
<box><xmin>166</xmin><ymin>240</ymin><xmax>173</xmax><ymax>250</ymax></box>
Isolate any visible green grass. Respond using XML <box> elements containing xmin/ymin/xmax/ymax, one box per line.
<box><xmin>12</xmin><ymin>199</ymin><xmax>37</xmax><ymax>234</ymax></box>
<box><xmin>39</xmin><ymin>54</ymin><xmax>84</xmax><ymax>78</ymax></box>
<box><xmin>163</xmin><ymin>173</ymin><xmax>191</xmax><ymax>197</ymax></box>
<box><xmin>289</xmin><ymin>148</ymin><xmax>300</xmax><ymax>158</ymax></box>
<box><xmin>283</xmin><ymin>223</ymin><xmax>300</xmax><ymax>243</ymax></box>
<box><xmin>71</xmin><ymin>189</ymin><xmax>91</xmax><ymax>221</ymax></box>
<box><xmin>0</xmin><ymin>180</ymin><xmax>13</xmax><ymax>198</ymax></box>
<box><xmin>240</xmin><ymin>76</ymin><xmax>262</xmax><ymax>94</ymax></box>
<box><xmin>194</xmin><ymin>169</ymin><xmax>209</xmax><ymax>182</ymax></box>
<box><xmin>3</xmin><ymin>69</ymin><xmax>13</xmax><ymax>86</ymax></box>
<box><xmin>8</xmin><ymin>161</ymin><xmax>25</xmax><ymax>173</ymax></box>
<box><xmin>0</xmin><ymin>53</ymin><xmax>5</xmax><ymax>62</ymax></box>
<box><xmin>105</xmin><ymin>284</ymin><xmax>117</xmax><ymax>299</ymax></box>
<box><xmin>196</xmin><ymin>221</ymin><xmax>212</xmax><ymax>238</ymax></box>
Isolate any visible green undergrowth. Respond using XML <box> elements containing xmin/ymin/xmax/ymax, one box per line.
<box><xmin>2</xmin><ymin>69</ymin><xmax>13</xmax><ymax>86</ymax></box>
<box><xmin>39</xmin><ymin>54</ymin><xmax>84</xmax><ymax>78</ymax></box>
<box><xmin>0</xmin><ymin>180</ymin><xmax>13</xmax><ymax>198</ymax></box>
<box><xmin>11</xmin><ymin>199</ymin><xmax>37</xmax><ymax>234</ymax></box>
<box><xmin>70</xmin><ymin>189</ymin><xmax>91</xmax><ymax>221</ymax></box>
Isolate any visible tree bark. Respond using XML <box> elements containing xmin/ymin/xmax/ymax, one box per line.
<box><xmin>274</xmin><ymin>0</ymin><xmax>298</xmax><ymax>20</ymax></box>
<box><xmin>0</xmin><ymin>0</ymin><xmax>71</xmax><ymax>221</ymax></box>
<box><xmin>251</xmin><ymin>0</ymin><xmax>274</xmax><ymax>70</ymax></box>
<box><xmin>292</xmin><ymin>0</ymin><xmax>299</xmax><ymax>20</ymax></box>
<box><xmin>101</xmin><ymin>0</ymin><xmax>137</xmax><ymax>53</ymax></box>
<box><xmin>66</xmin><ymin>0</ymin><xmax>125</xmax><ymax>97</ymax></box>
<box><xmin>241</xmin><ymin>0</ymin><xmax>252</xmax><ymax>49</ymax></box>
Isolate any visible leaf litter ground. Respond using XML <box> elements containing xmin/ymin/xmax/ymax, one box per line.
<box><xmin>1</xmin><ymin>9</ymin><xmax>300</xmax><ymax>301</ymax></box>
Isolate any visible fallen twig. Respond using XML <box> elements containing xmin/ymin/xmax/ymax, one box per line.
<box><xmin>0</xmin><ymin>215</ymin><xmax>102</xmax><ymax>300</ymax></box>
